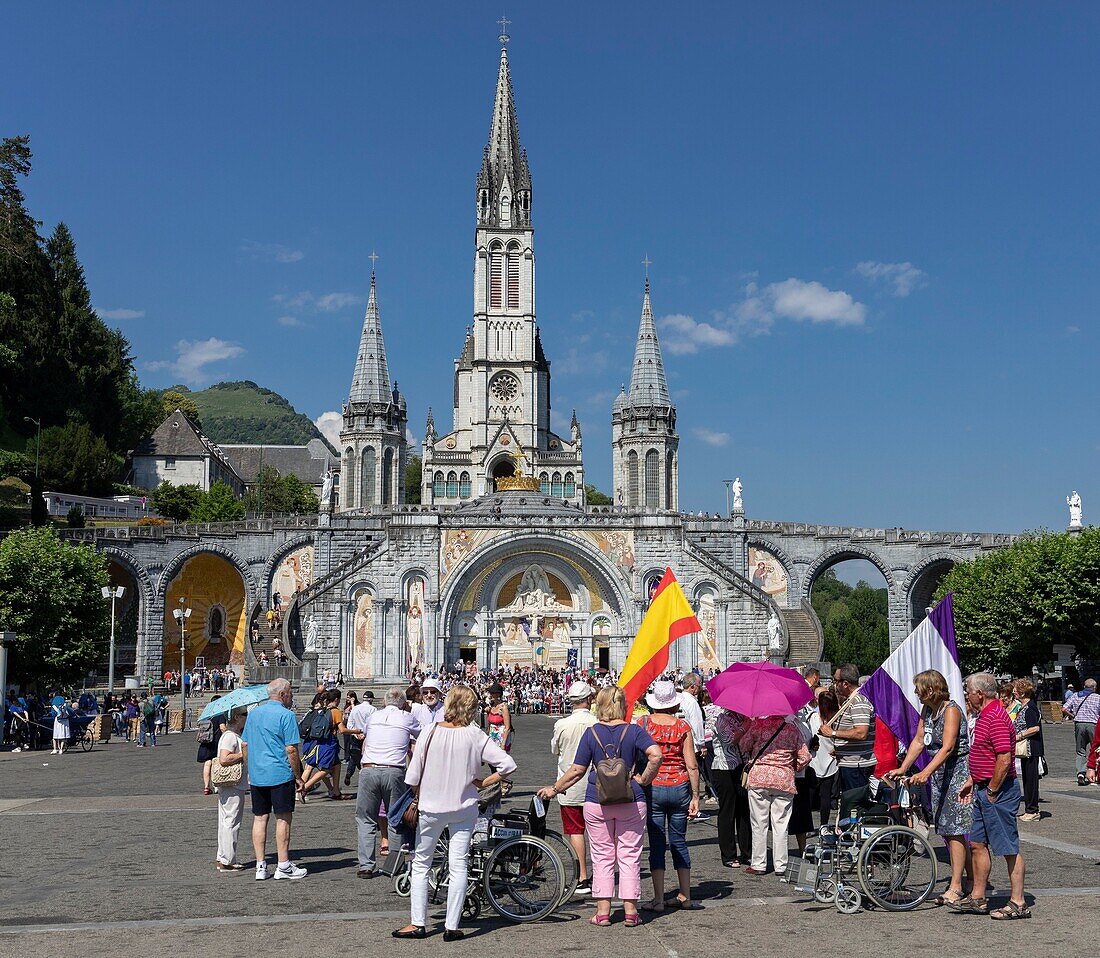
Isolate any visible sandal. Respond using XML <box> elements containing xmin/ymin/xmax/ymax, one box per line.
<box><xmin>935</xmin><ymin>890</ymin><xmax>967</xmax><ymax>907</ymax></box>
<box><xmin>589</xmin><ymin>914</ymin><xmax>611</xmax><ymax>926</ymax></box>
<box><xmin>674</xmin><ymin>897</ymin><xmax>703</xmax><ymax>910</ymax></box>
<box><xmin>639</xmin><ymin>900</ymin><xmax>664</xmax><ymax>912</ymax></box>
<box><xmin>990</xmin><ymin>901</ymin><xmax>1031</xmax><ymax>920</ymax></box>
<box><xmin>623</xmin><ymin>913</ymin><xmax>643</xmax><ymax>927</ymax></box>
<box><xmin>947</xmin><ymin>896</ymin><xmax>988</xmax><ymax>914</ymax></box>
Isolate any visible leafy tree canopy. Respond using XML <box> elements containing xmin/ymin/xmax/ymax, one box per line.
<box><xmin>811</xmin><ymin>568</ymin><xmax>889</xmax><ymax>675</ymax></box>
<box><xmin>0</xmin><ymin>526</ymin><xmax>109</xmax><ymax>688</ymax></box>
<box><xmin>149</xmin><ymin>481</ymin><xmax>203</xmax><ymax>521</ymax></box>
<box><xmin>405</xmin><ymin>455</ymin><xmax>422</xmax><ymax>505</ymax></box>
<box><xmin>243</xmin><ymin>465</ymin><xmax>318</xmax><ymax>514</ymax></box>
<box><xmin>191</xmin><ymin>480</ymin><xmax>245</xmax><ymax>522</ymax></box>
<box><xmin>585</xmin><ymin>484</ymin><xmax>613</xmax><ymax>505</ymax></box>
<box><xmin>160</xmin><ymin>388</ymin><xmax>201</xmax><ymax>429</ymax></box>
<box><xmin>38</xmin><ymin>421</ymin><xmax>122</xmax><ymax>497</ymax></box>
<box><xmin>936</xmin><ymin>528</ymin><xmax>1100</xmax><ymax>674</ymax></box>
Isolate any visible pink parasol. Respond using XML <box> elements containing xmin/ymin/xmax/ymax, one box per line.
<box><xmin>706</xmin><ymin>661</ymin><xmax>813</xmax><ymax>718</ymax></box>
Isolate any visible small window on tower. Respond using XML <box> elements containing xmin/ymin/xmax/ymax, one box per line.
<box><xmin>490</xmin><ymin>253</ymin><xmax>503</xmax><ymax>310</ymax></box>
<box><xmin>507</xmin><ymin>253</ymin><xmax>520</xmax><ymax>309</ymax></box>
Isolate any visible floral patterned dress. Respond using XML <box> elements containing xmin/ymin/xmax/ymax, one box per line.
<box><xmin>923</xmin><ymin>701</ymin><xmax>972</xmax><ymax>836</ymax></box>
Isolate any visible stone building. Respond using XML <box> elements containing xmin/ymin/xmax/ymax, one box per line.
<box><xmin>74</xmin><ymin>36</ymin><xmax>1019</xmax><ymax>688</ymax></box>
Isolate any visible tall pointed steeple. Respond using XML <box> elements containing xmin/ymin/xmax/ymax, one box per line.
<box><xmin>627</xmin><ymin>278</ymin><xmax>671</xmax><ymax>405</ymax></box>
<box><xmin>348</xmin><ymin>271</ymin><xmax>392</xmax><ymax>404</ymax></box>
<box><xmin>476</xmin><ymin>40</ymin><xmax>532</xmax><ymax>227</ymax></box>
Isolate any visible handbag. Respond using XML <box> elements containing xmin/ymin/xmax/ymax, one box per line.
<box><xmin>741</xmin><ymin>724</ymin><xmax>786</xmax><ymax>789</ymax></box>
<box><xmin>1015</xmin><ymin>738</ymin><xmax>1031</xmax><ymax>759</ymax></box>
<box><xmin>402</xmin><ymin>726</ymin><xmax>437</xmax><ymax>830</ymax></box>
<box><xmin>592</xmin><ymin>724</ymin><xmax>634</xmax><ymax>804</ymax></box>
<box><xmin>1037</xmin><ymin>756</ymin><xmax>1049</xmax><ymax>778</ymax></box>
<box><xmin>211</xmin><ymin>758</ymin><xmax>243</xmax><ymax>788</ymax></box>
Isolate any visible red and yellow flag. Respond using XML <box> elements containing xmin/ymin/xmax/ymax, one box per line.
<box><xmin>618</xmin><ymin>568</ymin><xmax>701</xmax><ymax>714</ymax></box>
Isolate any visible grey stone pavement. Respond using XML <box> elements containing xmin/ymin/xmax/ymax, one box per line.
<box><xmin>2</xmin><ymin>715</ymin><xmax>1098</xmax><ymax>958</ymax></box>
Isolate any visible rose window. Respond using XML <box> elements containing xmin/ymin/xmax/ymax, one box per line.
<box><xmin>490</xmin><ymin>375</ymin><xmax>520</xmax><ymax>403</ymax></box>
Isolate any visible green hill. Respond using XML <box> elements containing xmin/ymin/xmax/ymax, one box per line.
<box><xmin>175</xmin><ymin>381</ymin><xmax>334</xmax><ymax>451</ymax></box>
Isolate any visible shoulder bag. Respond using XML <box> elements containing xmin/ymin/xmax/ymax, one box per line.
<box><xmin>740</xmin><ymin>723</ymin><xmax>786</xmax><ymax>789</ymax></box>
<box><xmin>211</xmin><ymin>736</ymin><xmax>243</xmax><ymax>787</ymax></box>
<box><xmin>402</xmin><ymin>726</ymin><xmax>437</xmax><ymax>830</ymax></box>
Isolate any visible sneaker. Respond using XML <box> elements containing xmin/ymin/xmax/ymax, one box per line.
<box><xmin>692</xmin><ymin>812</ymin><xmax>711</xmax><ymax>823</ymax></box>
<box><xmin>574</xmin><ymin>882</ymin><xmax>592</xmax><ymax>897</ymax></box>
<box><xmin>1018</xmin><ymin>812</ymin><xmax>1041</xmax><ymax>822</ymax></box>
<box><xmin>274</xmin><ymin>861</ymin><xmax>307</xmax><ymax>880</ymax></box>
<box><xmin>1078</xmin><ymin>774</ymin><xmax>1089</xmax><ymax>787</ymax></box>
<box><xmin>255</xmin><ymin>862</ymin><xmax>269</xmax><ymax>881</ymax></box>
<box><xmin>12</xmin><ymin>747</ymin><xmax>21</xmax><ymax>753</ymax></box>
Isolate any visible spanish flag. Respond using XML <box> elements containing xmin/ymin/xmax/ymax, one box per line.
<box><xmin>619</xmin><ymin>568</ymin><xmax>701</xmax><ymax>713</ymax></box>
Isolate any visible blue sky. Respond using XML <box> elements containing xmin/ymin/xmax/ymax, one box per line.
<box><xmin>6</xmin><ymin>2</ymin><xmax>1096</xmax><ymax>535</ymax></box>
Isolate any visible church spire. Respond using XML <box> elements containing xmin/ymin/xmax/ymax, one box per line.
<box><xmin>627</xmin><ymin>275</ymin><xmax>670</xmax><ymax>405</ymax></box>
<box><xmin>476</xmin><ymin>35</ymin><xmax>531</xmax><ymax>227</ymax></box>
<box><xmin>348</xmin><ymin>270</ymin><xmax>392</xmax><ymax>404</ymax></box>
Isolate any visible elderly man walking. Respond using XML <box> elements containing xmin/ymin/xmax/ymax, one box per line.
<box><xmin>242</xmin><ymin>678</ymin><xmax>307</xmax><ymax>880</ymax></box>
<box><xmin>355</xmin><ymin>687</ymin><xmax>421</xmax><ymax>878</ymax></box>
<box><xmin>951</xmin><ymin>672</ymin><xmax>1030</xmax><ymax>919</ymax></box>
<box><xmin>1062</xmin><ymin>678</ymin><xmax>1100</xmax><ymax>786</ymax></box>
<box><xmin>550</xmin><ymin>681</ymin><xmax>598</xmax><ymax>896</ymax></box>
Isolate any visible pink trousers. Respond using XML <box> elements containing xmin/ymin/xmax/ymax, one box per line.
<box><xmin>584</xmin><ymin>799</ymin><xmax>646</xmax><ymax>901</ymax></box>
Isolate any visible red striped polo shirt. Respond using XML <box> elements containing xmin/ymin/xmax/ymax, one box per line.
<box><xmin>969</xmin><ymin>699</ymin><xmax>1016</xmax><ymax>782</ymax></box>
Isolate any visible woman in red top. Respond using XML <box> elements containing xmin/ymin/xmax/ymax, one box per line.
<box><xmin>637</xmin><ymin>681</ymin><xmax>701</xmax><ymax>911</ymax></box>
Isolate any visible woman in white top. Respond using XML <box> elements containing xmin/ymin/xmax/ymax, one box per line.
<box><xmin>214</xmin><ymin>709</ymin><xmax>249</xmax><ymax>871</ymax></box>
<box><xmin>810</xmin><ymin>688</ymin><xmax>840</xmax><ymax>826</ymax></box>
<box><xmin>394</xmin><ymin>685</ymin><xmax>516</xmax><ymax>941</ymax></box>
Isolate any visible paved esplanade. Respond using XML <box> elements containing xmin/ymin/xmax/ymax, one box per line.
<box><xmin>2</xmin><ymin>718</ymin><xmax>1098</xmax><ymax>957</ymax></box>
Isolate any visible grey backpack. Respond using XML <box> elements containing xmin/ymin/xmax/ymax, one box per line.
<box><xmin>592</xmin><ymin>725</ymin><xmax>633</xmax><ymax>804</ymax></box>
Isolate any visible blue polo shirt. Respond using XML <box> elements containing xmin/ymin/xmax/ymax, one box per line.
<box><xmin>242</xmin><ymin>699</ymin><xmax>300</xmax><ymax>787</ymax></box>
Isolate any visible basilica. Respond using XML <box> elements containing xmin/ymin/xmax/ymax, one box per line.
<box><xmin>77</xmin><ymin>38</ymin><xmax>1014</xmax><ymax>689</ymax></box>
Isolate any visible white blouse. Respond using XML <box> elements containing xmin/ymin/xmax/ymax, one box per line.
<box><xmin>405</xmin><ymin>724</ymin><xmax>517</xmax><ymax>815</ymax></box>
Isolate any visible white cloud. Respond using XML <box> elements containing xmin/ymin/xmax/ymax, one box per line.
<box><xmin>1066</xmin><ymin>325</ymin><xmax>1081</xmax><ymax>335</ymax></box>
<box><xmin>240</xmin><ymin>240</ymin><xmax>305</xmax><ymax>264</ymax></box>
<box><xmin>277</xmin><ymin>315</ymin><xmax>305</xmax><ymax>328</ymax></box>
<box><xmin>272</xmin><ymin>291</ymin><xmax>362</xmax><ymax>314</ymax></box>
<box><xmin>855</xmin><ymin>261</ymin><xmax>926</xmax><ymax>297</ymax></box>
<box><xmin>769</xmin><ymin>278</ymin><xmax>866</xmax><ymax>325</ymax></box>
<box><xmin>97</xmin><ymin>307</ymin><xmax>145</xmax><ymax>320</ymax></box>
<box><xmin>693</xmin><ymin>427</ymin><xmax>730</xmax><ymax>447</ymax></box>
<box><xmin>147</xmin><ymin>338</ymin><xmax>245</xmax><ymax>386</ymax></box>
<box><xmin>659</xmin><ymin>313</ymin><xmax>738</xmax><ymax>355</ymax></box>
<box><xmin>556</xmin><ymin>347</ymin><xmax>609</xmax><ymax>375</ymax></box>
<box><xmin>316</xmin><ymin>292</ymin><xmax>361</xmax><ymax>312</ymax></box>
<box><xmin>314</xmin><ymin>411</ymin><xmax>343</xmax><ymax>447</ymax></box>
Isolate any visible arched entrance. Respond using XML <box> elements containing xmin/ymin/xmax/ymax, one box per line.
<box><xmin>908</xmin><ymin>557</ymin><xmax>957</xmax><ymax>630</ymax></box>
<box><xmin>163</xmin><ymin>553</ymin><xmax>247</xmax><ymax>672</ymax></box>
<box><xmin>805</xmin><ymin>549</ymin><xmax>891</xmax><ymax>674</ymax></box>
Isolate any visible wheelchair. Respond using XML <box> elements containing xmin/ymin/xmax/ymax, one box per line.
<box><xmin>786</xmin><ymin>779</ymin><xmax>938</xmax><ymax>913</ymax></box>
<box><xmin>391</xmin><ymin>786</ymin><xmax>569</xmax><ymax>923</ymax></box>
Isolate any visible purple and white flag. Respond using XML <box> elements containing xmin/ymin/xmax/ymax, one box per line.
<box><xmin>861</xmin><ymin>593</ymin><xmax>965</xmax><ymax>750</ymax></box>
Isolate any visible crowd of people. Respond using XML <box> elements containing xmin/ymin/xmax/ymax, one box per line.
<box><xmin>173</xmin><ymin>659</ymin><xmax>1099</xmax><ymax>938</ymax></box>
<box><xmin>162</xmin><ymin>667</ymin><xmax>238</xmax><ymax>693</ymax></box>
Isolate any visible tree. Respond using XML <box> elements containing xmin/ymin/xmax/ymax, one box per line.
<box><xmin>936</xmin><ymin>528</ymin><xmax>1100</xmax><ymax>674</ymax></box>
<box><xmin>37</xmin><ymin>421</ymin><xmax>122</xmax><ymax>496</ymax></box>
<box><xmin>405</xmin><ymin>455</ymin><xmax>422</xmax><ymax>504</ymax></box>
<box><xmin>811</xmin><ymin>569</ymin><xmax>889</xmax><ymax>675</ymax></box>
<box><xmin>191</xmin><ymin>480</ymin><xmax>245</xmax><ymax>522</ymax></box>
<box><xmin>243</xmin><ymin>466</ymin><xmax>317</xmax><ymax>514</ymax></box>
<box><xmin>585</xmin><ymin>484</ymin><xmax>612</xmax><ymax>505</ymax></box>
<box><xmin>0</xmin><ymin>526</ymin><xmax>109</xmax><ymax>688</ymax></box>
<box><xmin>160</xmin><ymin>388</ymin><xmax>201</xmax><ymax>428</ymax></box>
<box><xmin>149</xmin><ymin>481</ymin><xmax>203</xmax><ymax>521</ymax></box>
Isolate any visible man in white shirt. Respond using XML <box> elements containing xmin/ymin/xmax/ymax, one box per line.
<box><xmin>410</xmin><ymin>678</ymin><xmax>445</xmax><ymax>729</ymax></box>
<box><xmin>679</xmin><ymin>673</ymin><xmax>712</xmax><ymax>813</ymax></box>
<box><xmin>550</xmin><ymin>682</ymin><xmax>597</xmax><ymax>896</ymax></box>
<box><xmin>354</xmin><ymin>687</ymin><xmax>421</xmax><ymax>878</ymax></box>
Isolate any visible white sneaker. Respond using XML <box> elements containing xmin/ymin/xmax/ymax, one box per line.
<box><xmin>255</xmin><ymin>861</ymin><xmax>269</xmax><ymax>881</ymax></box>
<box><xmin>273</xmin><ymin>861</ymin><xmax>307</xmax><ymax>880</ymax></box>
<box><xmin>11</xmin><ymin>747</ymin><xmax>20</xmax><ymax>753</ymax></box>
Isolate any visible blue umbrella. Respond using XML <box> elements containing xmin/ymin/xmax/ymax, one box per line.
<box><xmin>198</xmin><ymin>685</ymin><xmax>271</xmax><ymax>721</ymax></box>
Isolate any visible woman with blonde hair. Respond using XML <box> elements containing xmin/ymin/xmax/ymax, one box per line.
<box><xmin>886</xmin><ymin>668</ymin><xmax>972</xmax><ymax>905</ymax></box>
<box><xmin>214</xmin><ymin>708</ymin><xmax>249</xmax><ymax>870</ymax></box>
<box><xmin>538</xmin><ymin>686</ymin><xmax>662</xmax><ymax>927</ymax></box>
<box><xmin>394</xmin><ymin>685</ymin><xmax>516</xmax><ymax>942</ymax></box>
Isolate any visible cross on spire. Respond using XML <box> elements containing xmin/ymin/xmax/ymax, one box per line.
<box><xmin>498</xmin><ymin>15</ymin><xmax>511</xmax><ymax>46</ymax></box>
<box><xmin>642</xmin><ymin>254</ymin><xmax>652</xmax><ymax>277</ymax></box>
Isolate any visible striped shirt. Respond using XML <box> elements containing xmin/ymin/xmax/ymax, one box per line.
<box><xmin>832</xmin><ymin>692</ymin><xmax>876</xmax><ymax>768</ymax></box>
<box><xmin>1067</xmin><ymin>692</ymin><xmax>1100</xmax><ymax>725</ymax></box>
<box><xmin>969</xmin><ymin>699</ymin><xmax>1016</xmax><ymax>782</ymax></box>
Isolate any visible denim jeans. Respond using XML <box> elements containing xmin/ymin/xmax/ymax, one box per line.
<box><xmin>646</xmin><ymin>781</ymin><xmax>692</xmax><ymax>872</ymax></box>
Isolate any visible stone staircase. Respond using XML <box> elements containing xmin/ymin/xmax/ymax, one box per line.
<box><xmin>780</xmin><ymin>601</ymin><xmax>825</xmax><ymax>663</ymax></box>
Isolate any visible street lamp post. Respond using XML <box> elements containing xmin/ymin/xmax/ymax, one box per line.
<box><xmin>172</xmin><ymin>598</ymin><xmax>192</xmax><ymax>730</ymax></box>
<box><xmin>24</xmin><ymin>417</ymin><xmax>41</xmax><ymax>478</ymax></box>
<box><xmin>101</xmin><ymin>585</ymin><xmax>126</xmax><ymax>693</ymax></box>
<box><xmin>723</xmin><ymin>479</ymin><xmax>735</xmax><ymax>518</ymax></box>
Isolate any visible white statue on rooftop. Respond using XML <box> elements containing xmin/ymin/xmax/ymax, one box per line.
<box><xmin>1067</xmin><ymin>490</ymin><xmax>1083</xmax><ymax>529</ymax></box>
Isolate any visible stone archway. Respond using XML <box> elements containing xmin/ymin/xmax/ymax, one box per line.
<box><xmin>162</xmin><ymin>552</ymin><xmax>249</xmax><ymax>672</ymax></box>
<box><xmin>801</xmin><ymin>546</ymin><xmax>894</xmax><ymax>603</ymax></box>
<box><xmin>906</xmin><ymin>555</ymin><xmax>959</xmax><ymax>629</ymax></box>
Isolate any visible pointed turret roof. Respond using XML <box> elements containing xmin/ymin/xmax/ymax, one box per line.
<box><xmin>348</xmin><ymin>272</ymin><xmax>392</xmax><ymax>404</ymax></box>
<box><xmin>627</xmin><ymin>278</ymin><xmax>670</xmax><ymax>405</ymax></box>
<box><xmin>477</xmin><ymin>44</ymin><xmax>531</xmax><ymax>225</ymax></box>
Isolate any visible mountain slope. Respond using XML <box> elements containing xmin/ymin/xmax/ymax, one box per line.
<box><xmin>174</xmin><ymin>381</ymin><xmax>334</xmax><ymax>451</ymax></box>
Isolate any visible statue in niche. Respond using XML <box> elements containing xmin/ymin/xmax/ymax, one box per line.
<box><xmin>320</xmin><ymin>470</ymin><xmax>335</xmax><ymax>511</ymax></box>
<box><xmin>767</xmin><ymin>612</ymin><xmax>784</xmax><ymax>654</ymax></box>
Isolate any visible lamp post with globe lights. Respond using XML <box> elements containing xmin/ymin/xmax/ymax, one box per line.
<box><xmin>172</xmin><ymin>598</ymin><xmax>192</xmax><ymax>728</ymax></box>
<box><xmin>101</xmin><ymin>585</ymin><xmax>126</xmax><ymax>693</ymax></box>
